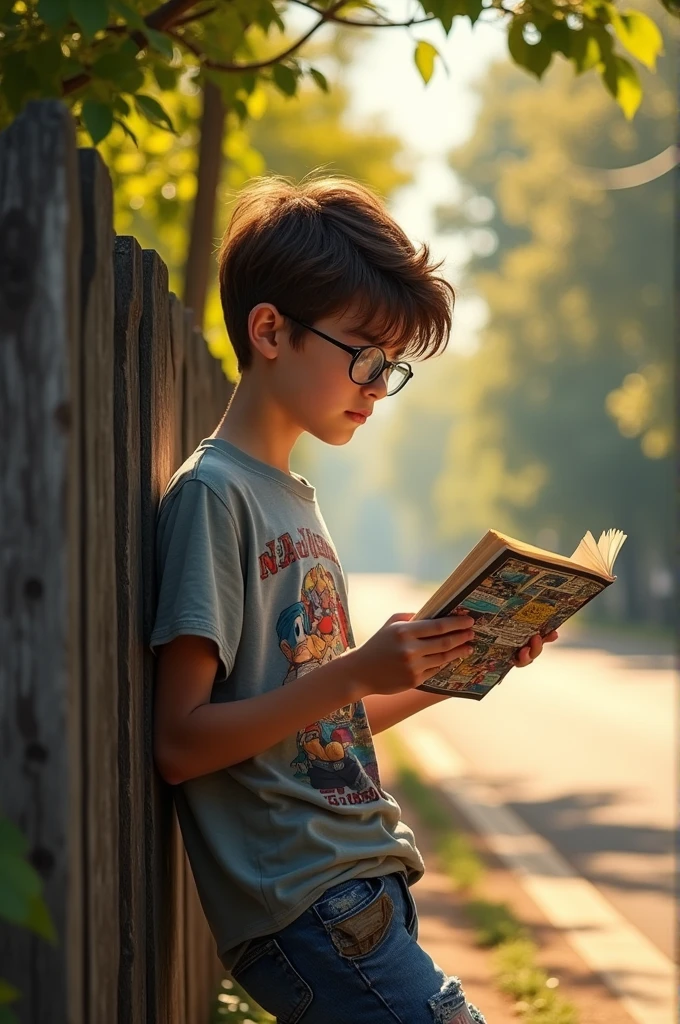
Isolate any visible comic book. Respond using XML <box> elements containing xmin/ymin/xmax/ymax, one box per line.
<box><xmin>414</xmin><ymin>528</ymin><xmax>627</xmax><ymax>700</ymax></box>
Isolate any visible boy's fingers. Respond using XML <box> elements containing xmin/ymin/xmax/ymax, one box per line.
<box><xmin>409</xmin><ymin>615</ymin><xmax>475</xmax><ymax>638</ymax></box>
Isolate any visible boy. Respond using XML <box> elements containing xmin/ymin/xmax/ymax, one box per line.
<box><xmin>150</xmin><ymin>176</ymin><xmax>556</xmax><ymax>1024</ymax></box>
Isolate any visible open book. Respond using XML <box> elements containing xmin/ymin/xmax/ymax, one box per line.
<box><xmin>415</xmin><ymin>528</ymin><xmax>627</xmax><ymax>700</ymax></box>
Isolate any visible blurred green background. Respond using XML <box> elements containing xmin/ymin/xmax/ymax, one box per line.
<box><xmin>95</xmin><ymin>2</ymin><xmax>676</xmax><ymax>631</ymax></box>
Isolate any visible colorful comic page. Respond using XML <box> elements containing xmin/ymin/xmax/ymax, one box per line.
<box><xmin>419</xmin><ymin>556</ymin><xmax>607</xmax><ymax>699</ymax></box>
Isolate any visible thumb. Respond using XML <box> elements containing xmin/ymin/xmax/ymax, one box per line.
<box><xmin>385</xmin><ymin>612</ymin><xmax>415</xmax><ymax>626</ymax></box>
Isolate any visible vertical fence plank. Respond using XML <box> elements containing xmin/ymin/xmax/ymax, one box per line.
<box><xmin>77</xmin><ymin>147</ymin><xmax>119</xmax><ymax>1024</ymax></box>
<box><xmin>113</xmin><ymin>234</ymin><xmax>146</xmax><ymax>1024</ymax></box>
<box><xmin>169</xmin><ymin>294</ymin><xmax>186</xmax><ymax>472</ymax></box>
<box><xmin>1</xmin><ymin>98</ymin><xmax>231</xmax><ymax>1024</ymax></box>
<box><xmin>0</xmin><ymin>100</ymin><xmax>83</xmax><ymax>1024</ymax></box>
<box><xmin>167</xmin><ymin>291</ymin><xmax>188</xmax><ymax>1021</ymax></box>
<box><xmin>181</xmin><ymin>310</ymin><xmax>197</xmax><ymax>459</ymax></box>
<box><xmin>138</xmin><ymin>249</ymin><xmax>184</xmax><ymax>1024</ymax></box>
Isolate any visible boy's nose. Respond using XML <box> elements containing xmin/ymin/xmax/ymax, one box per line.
<box><xmin>362</xmin><ymin>375</ymin><xmax>387</xmax><ymax>400</ymax></box>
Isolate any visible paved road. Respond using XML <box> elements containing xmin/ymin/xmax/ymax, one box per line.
<box><xmin>347</xmin><ymin>572</ymin><xmax>677</xmax><ymax>963</ymax></box>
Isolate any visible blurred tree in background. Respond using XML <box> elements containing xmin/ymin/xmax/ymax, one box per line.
<box><xmin>382</xmin><ymin>3</ymin><xmax>676</xmax><ymax>625</ymax></box>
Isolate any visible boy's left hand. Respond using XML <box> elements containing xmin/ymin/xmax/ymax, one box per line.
<box><xmin>512</xmin><ymin>630</ymin><xmax>559</xmax><ymax>668</ymax></box>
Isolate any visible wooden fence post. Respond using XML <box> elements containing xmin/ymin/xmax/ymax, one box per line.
<box><xmin>1</xmin><ymin>99</ymin><xmax>233</xmax><ymax>1024</ymax></box>
<box><xmin>113</xmin><ymin>233</ymin><xmax>147</xmax><ymax>1024</ymax></box>
<box><xmin>0</xmin><ymin>100</ymin><xmax>84</xmax><ymax>1024</ymax></box>
<box><xmin>138</xmin><ymin>248</ymin><xmax>184</xmax><ymax>1024</ymax></box>
<box><xmin>78</xmin><ymin>145</ymin><xmax>120</xmax><ymax>1024</ymax></box>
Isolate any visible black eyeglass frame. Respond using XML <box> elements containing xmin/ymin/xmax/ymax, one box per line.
<box><xmin>279</xmin><ymin>311</ymin><xmax>414</xmax><ymax>396</ymax></box>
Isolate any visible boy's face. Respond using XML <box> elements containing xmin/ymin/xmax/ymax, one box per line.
<box><xmin>273</xmin><ymin>305</ymin><xmax>402</xmax><ymax>446</ymax></box>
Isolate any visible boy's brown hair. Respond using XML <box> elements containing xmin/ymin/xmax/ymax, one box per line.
<box><xmin>217</xmin><ymin>174</ymin><xmax>455</xmax><ymax>372</ymax></box>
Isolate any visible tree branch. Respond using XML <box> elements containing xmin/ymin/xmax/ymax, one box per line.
<box><xmin>145</xmin><ymin>0</ymin><xmax>204</xmax><ymax>31</ymax></box>
<box><xmin>288</xmin><ymin>0</ymin><xmax>436</xmax><ymax>27</ymax></box>
<box><xmin>60</xmin><ymin>0</ymin><xmax>434</xmax><ymax>99</ymax></box>
<box><xmin>172</xmin><ymin>3</ymin><xmax>218</xmax><ymax>27</ymax></box>
<box><xmin>169</xmin><ymin>0</ymin><xmax>350</xmax><ymax>73</ymax></box>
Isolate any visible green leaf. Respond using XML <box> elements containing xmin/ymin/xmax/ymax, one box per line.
<box><xmin>233</xmin><ymin>96</ymin><xmax>248</xmax><ymax>121</ymax></box>
<box><xmin>414</xmin><ymin>40</ymin><xmax>438</xmax><ymax>84</ymax></box>
<box><xmin>310</xmin><ymin>67</ymin><xmax>329</xmax><ymax>93</ymax></box>
<box><xmin>464</xmin><ymin>0</ymin><xmax>484</xmax><ymax>27</ymax></box>
<box><xmin>539</xmin><ymin>20</ymin><xmax>572</xmax><ymax>58</ymax></box>
<box><xmin>0</xmin><ymin>819</ymin><xmax>26</xmax><ymax>859</ymax></box>
<box><xmin>0</xmin><ymin>980</ymin><xmax>20</xmax><ymax>1006</ymax></box>
<box><xmin>609</xmin><ymin>9</ymin><xmax>663</xmax><ymax>71</ymax></box>
<box><xmin>525</xmin><ymin>39</ymin><xmax>553</xmax><ymax>77</ymax></box>
<box><xmin>22</xmin><ymin>891</ymin><xmax>57</xmax><ymax>943</ymax></box>
<box><xmin>240</xmin><ymin>72</ymin><xmax>257</xmax><ymax>95</ymax></box>
<box><xmin>0</xmin><ymin>51</ymin><xmax>40</xmax><ymax>114</ymax></box>
<box><xmin>508</xmin><ymin>19</ymin><xmax>532</xmax><ymax>67</ymax></box>
<box><xmin>145</xmin><ymin>28</ymin><xmax>174</xmax><ymax>61</ymax></box>
<box><xmin>134</xmin><ymin>93</ymin><xmax>177</xmax><ymax>133</ymax></box>
<box><xmin>113</xmin><ymin>116</ymin><xmax>139</xmax><ymax>146</ymax></box>
<box><xmin>113</xmin><ymin>95</ymin><xmax>130</xmax><ymax>115</ymax></box>
<box><xmin>0</xmin><ymin>1005</ymin><xmax>19</xmax><ymax>1024</ymax></box>
<box><xmin>97</xmin><ymin>42</ymin><xmax>146</xmax><ymax>92</ymax></box>
<box><xmin>151</xmin><ymin>61</ymin><xmax>178</xmax><ymax>91</ymax></box>
<box><xmin>601</xmin><ymin>54</ymin><xmax>642</xmax><ymax>119</ymax></box>
<box><xmin>420</xmin><ymin>0</ymin><xmax>481</xmax><ymax>29</ymax></box>
<box><xmin>507</xmin><ymin>20</ymin><xmax>552</xmax><ymax>78</ymax></box>
<box><xmin>272</xmin><ymin>63</ymin><xmax>298</xmax><ymax>96</ymax></box>
<box><xmin>111</xmin><ymin>0</ymin><xmax>146</xmax><ymax>30</ymax></box>
<box><xmin>0</xmin><ymin>820</ymin><xmax>40</xmax><ymax>926</ymax></box>
<box><xmin>570</xmin><ymin>28</ymin><xmax>602</xmax><ymax>74</ymax></box>
<box><xmin>37</xmin><ymin>0</ymin><xmax>70</xmax><ymax>30</ymax></box>
<box><xmin>81</xmin><ymin>98</ymin><xmax>114</xmax><ymax>143</ymax></box>
<box><xmin>69</xmin><ymin>0</ymin><xmax>108</xmax><ymax>38</ymax></box>
<box><xmin>25</xmin><ymin>37</ymin><xmax>63</xmax><ymax>94</ymax></box>
<box><xmin>90</xmin><ymin>50</ymin><xmax>136</xmax><ymax>81</ymax></box>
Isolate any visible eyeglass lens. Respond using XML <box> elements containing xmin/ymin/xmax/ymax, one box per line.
<box><xmin>351</xmin><ymin>347</ymin><xmax>409</xmax><ymax>395</ymax></box>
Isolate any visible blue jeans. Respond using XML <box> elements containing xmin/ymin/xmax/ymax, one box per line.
<box><xmin>229</xmin><ymin>871</ymin><xmax>487</xmax><ymax>1023</ymax></box>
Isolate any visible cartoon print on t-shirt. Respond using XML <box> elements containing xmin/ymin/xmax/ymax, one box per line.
<box><xmin>276</xmin><ymin>562</ymin><xmax>381</xmax><ymax>807</ymax></box>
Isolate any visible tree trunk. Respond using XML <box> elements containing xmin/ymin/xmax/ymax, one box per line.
<box><xmin>183</xmin><ymin>81</ymin><xmax>226</xmax><ymax>329</ymax></box>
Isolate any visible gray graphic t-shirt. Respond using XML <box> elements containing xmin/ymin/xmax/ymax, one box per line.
<box><xmin>149</xmin><ymin>437</ymin><xmax>424</xmax><ymax>967</ymax></box>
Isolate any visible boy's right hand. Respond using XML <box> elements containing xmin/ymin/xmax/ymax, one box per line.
<box><xmin>349</xmin><ymin>611</ymin><xmax>476</xmax><ymax>698</ymax></box>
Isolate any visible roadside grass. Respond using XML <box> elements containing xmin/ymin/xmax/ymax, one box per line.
<box><xmin>210</xmin><ymin>975</ymin><xmax>274</xmax><ymax>1023</ymax></box>
<box><xmin>385</xmin><ymin>733</ymin><xmax>579</xmax><ymax>1024</ymax></box>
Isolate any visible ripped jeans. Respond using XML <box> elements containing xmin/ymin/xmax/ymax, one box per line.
<box><xmin>228</xmin><ymin>871</ymin><xmax>487</xmax><ymax>1024</ymax></box>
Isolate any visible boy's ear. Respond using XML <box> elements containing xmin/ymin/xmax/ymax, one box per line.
<box><xmin>248</xmin><ymin>302</ymin><xmax>287</xmax><ymax>362</ymax></box>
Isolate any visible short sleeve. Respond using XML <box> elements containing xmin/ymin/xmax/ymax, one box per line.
<box><xmin>149</xmin><ymin>478</ymin><xmax>244</xmax><ymax>681</ymax></box>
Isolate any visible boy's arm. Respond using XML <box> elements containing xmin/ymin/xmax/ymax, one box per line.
<box><xmin>362</xmin><ymin>689</ymin><xmax>451</xmax><ymax>735</ymax></box>
<box><xmin>154</xmin><ymin>634</ymin><xmax>363</xmax><ymax>785</ymax></box>
<box><xmin>362</xmin><ymin>630</ymin><xmax>558</xmax><ymax>735</ymax></box>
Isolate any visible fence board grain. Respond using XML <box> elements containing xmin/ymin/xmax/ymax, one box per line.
<box><xmin>1</xmin><ymin>100</ymin><xmax>232</xmax><ymax>1024</ymax></box>
<box><xmin>113</xmin><ymin>234</ymin><xmax>147</xmax><ymax>1024</ymax></box>
<box><xmin>78</xmin><ymin>146</ymin><xmax>120</xmax><ymax>1024</ymax></box>
<box><xmin>0</xmin><ymin>100</ymin><xmax>84</xmax><ymax>1024</ymax></box>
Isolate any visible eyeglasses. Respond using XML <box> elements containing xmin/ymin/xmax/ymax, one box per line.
<box><xmin>279</xmin><ymin>312</ymin><xmax>413</xmax><ymax>396</ymax></box>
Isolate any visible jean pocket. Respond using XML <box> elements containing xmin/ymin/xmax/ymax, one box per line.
<box><xmin>394</xmin><ymin>871</ymin><xmax>419</xmax><ymax>939</ymax></box>
<box><xmin>231</xmin><ymin>937</ymin><xmax>313</xmax><ymax>1024</ymax></box>
<box><xmin>313</xmin><ymin>876</ymin><xmax>394</xmax><ymax>960</ymax></box>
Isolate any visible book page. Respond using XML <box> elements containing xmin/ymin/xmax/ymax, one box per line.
<box><xmin>570</xmin><ymin>529</ymin><xmax>627</xmax><ymax>576</ymax></box>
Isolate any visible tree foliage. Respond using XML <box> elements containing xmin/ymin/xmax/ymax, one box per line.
<box><xmin>384</xmin><ymin>6</ymin><xmax>675</xmax><ymax>619</ymax></box>
<box><xmin>98</xmin><ymin>31</ymin><xmax>413</xmax><ymax>379</ymax></box>
<box><xmin>0</xmin><ymin>0</ymin><xmax>672</xmax><ymax>143</ymax></box>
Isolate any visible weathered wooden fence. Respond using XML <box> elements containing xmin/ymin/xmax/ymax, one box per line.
<box><xmin>0</xmin><ymin>100</ymin><xmax>234</xmax><ymax>1024</ymax></box>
